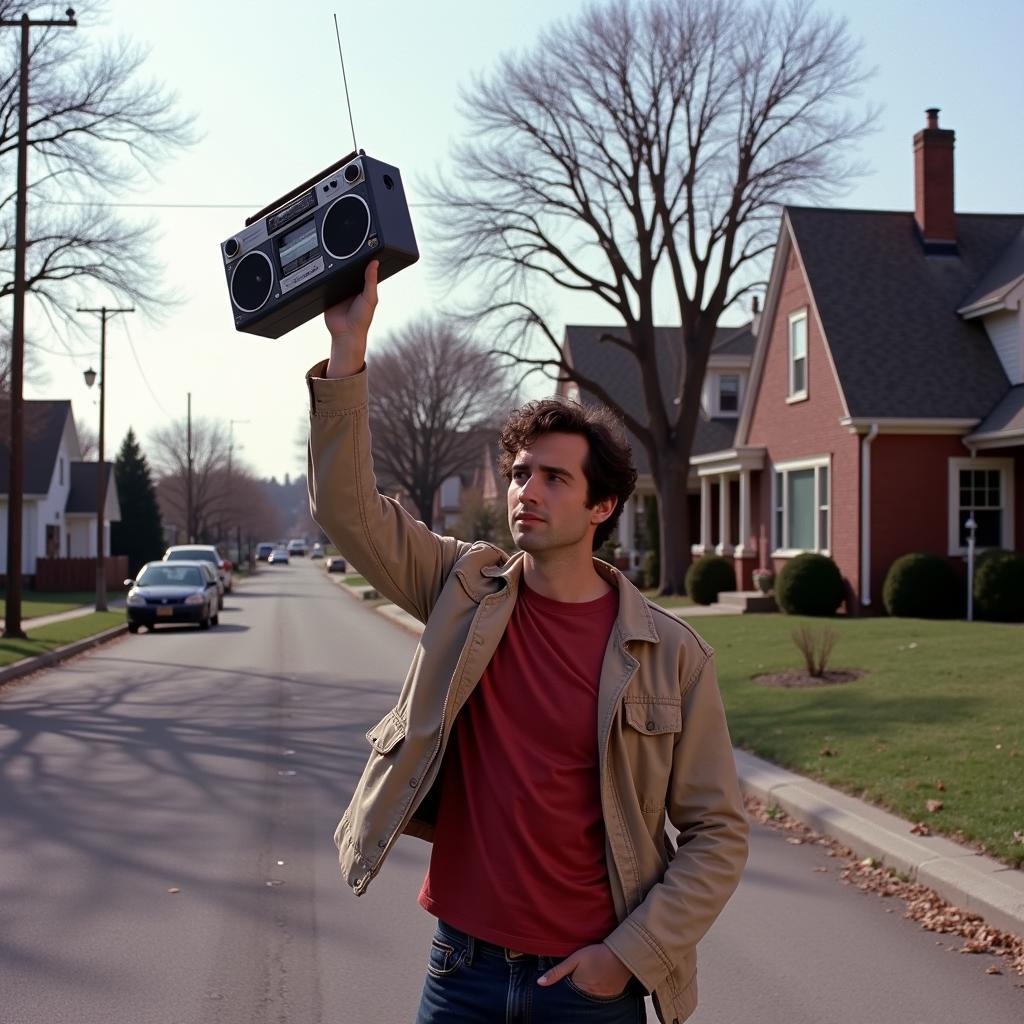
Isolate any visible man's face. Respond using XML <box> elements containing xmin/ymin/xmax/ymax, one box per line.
<box><xmin>507</xmin><ymin>432</ymin><xmax>614</xmax><ymax>555</ymax></box>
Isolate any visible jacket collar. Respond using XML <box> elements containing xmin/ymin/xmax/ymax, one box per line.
<box><xmin>481</xmin><ymin>552</ymin><xmax>660</xmax><ymax>645</ymax></box>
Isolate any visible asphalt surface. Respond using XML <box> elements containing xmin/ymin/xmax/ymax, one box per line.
<box><xmin>1</xmin><ymin>559</ymin><xmax>1021</xmax><ymax>1024</ymax></box>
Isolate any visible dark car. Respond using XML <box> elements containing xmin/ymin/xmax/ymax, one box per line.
<box><xmin>325</xmin><ymin>555</ymin><xmax>347</xmax><ymax>573</ymax></box>
<box><xmin>163</xmin><ymin>544</ymin><xmax>233</xmax><ymax>594</ymax></box>
<box><xmin>125</xmin><ymin>561</ymin><xmax>220</xmax><ymax>633</ymax></box>
<box><xmin>256</xmin><ymin>542</ymin><xmax>275</xmax><ymax>561</ymax></box>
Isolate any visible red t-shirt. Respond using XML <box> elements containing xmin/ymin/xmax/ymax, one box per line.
<box><xmin>418</xmin><ymin>580</ymin><xmax>620</xmax><ymax>955</ymax></box>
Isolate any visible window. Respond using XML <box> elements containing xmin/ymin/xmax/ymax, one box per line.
<box><xmin>772</xmin><ymin>458</ymin><xmax>830</xmax><ymax>553</ymax></box>
<box><xmin>948</xmin><ymin>457</ymin><xmax>1015</xmax><ymax>554</ymax></box>
<box><xmin>788</xmin><ymin>311</ymin><xmax>808</xmax><ymax>399</ymax></box>
<box><xmin>718</xmin><ymin>374</ymin><xmax>740</xmax><ymax>415</ymax></box>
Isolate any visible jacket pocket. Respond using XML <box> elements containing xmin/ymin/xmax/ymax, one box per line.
<box><xmin>623</xmin><ymin>699</ymin><xmax>682</xmax><ymax>736</ymax></box>
<box><xmin>366</xmin><ymin>707</ymin><xmax>407</xmax><ymax>754</ymax></box>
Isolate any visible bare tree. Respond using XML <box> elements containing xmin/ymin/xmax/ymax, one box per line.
<box><xmin>0</xmin><ymin>0</ymin><xmax>196</xmax><ymax>346</ymax></box>
<box><xmin>75</xmin><ymin>416</ymin><xmax>97</xmax><ymax>459</ymax></box>
<box><xmin>150</xmin><ymin>418</ymin><xmax>231</xmax><ymax>544</ymax></box>
<box><xmin>368</xmin><ymin>318</ymin><xmax>512</xmax><ymax>530</ymax></box>
<box><xmin>427</xmin><ymin>0</ymin><xmax>874</xmax><ymax>592</ymax></box>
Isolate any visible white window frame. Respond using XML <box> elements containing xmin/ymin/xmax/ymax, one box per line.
<box><xmin>771</xmin><ymin>455</ymin><xmax>831</xmax><ymax>556</ymax></box>
<box><xmin>788</xmin><ymin>310</ymin><xmax>808</xmax><ymax>402</ymax></box>
<box><xmin>715</xmin><ymin>372</ymin><xmax>742</xmax><ymax>417</ymax></box>
<box><xmin>947</xmin><ymin>456</ymin><xmax>1015</xmax><ymax>556</ymax></box>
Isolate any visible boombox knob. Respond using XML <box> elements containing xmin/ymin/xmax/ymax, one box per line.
<box><xmin>343</xmin><ymin>164</ymin><xmax>360</xmax><ymax>184</ymax></box>
<box><xmin>224</xmin><ymin>238</ymin><xmax>240</xmax><ymax>258</ymax></box>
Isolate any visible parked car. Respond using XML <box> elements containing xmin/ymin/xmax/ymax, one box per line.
<box><xmin>268</xmin><ymin>546</ymin><xmax>290</xmax><ymax>564</ymax></box>
<box><xmin>311</xmin><ymin>542</ymin><xmax>324</xmax><ymax>559</ymax></box>
<box><xmin>125</xmin><ymin>561</ymin><xmax>219</xmax><ymax>632</ymax></box>
<box><xmin>287</xmin><ymin>539</ymin><xmax>307</xmax><ymax>557</ymax></box>
<box><xmin>163</xmin><ymin>544</ymin><xmax>233</xmax><ymax>593</ymax></box>
<box><xmin>256</xmin><ymin>542</ymin><xmax>275</xmax><ymax>561</ymax></box>
<box><xmin>325</xmin><ymin>555</ymin><xmax>347</xmax><ymax>573</ymax></box>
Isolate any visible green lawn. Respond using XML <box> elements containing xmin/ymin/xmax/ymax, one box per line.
<box><xmin>0</xmin><ymin>612</ymin><xmax>124</xmax><ymax>668</ymax></box>
<box><xmin>643</xmin><ymin>588</ymin><xmax>695</xmax><ymax>609</ymax></box>
<box><xmin>689</xmin><ymin>615</ymin><xmax>1024</xmax><ymax>866</ymax></box>
<box><xmin>343</xmin><ymin>575</ymin><xmax>370</xmax><ymax>587</ymax></box>
<box><xmin>0</xmin><ymin>592</ymin><xmax>97</xmax><ymax>619</ymax></box>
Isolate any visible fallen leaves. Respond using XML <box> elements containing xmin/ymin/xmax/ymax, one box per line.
<box><xmin>926</xmin><ymin>800</ymin><xmax>944</xmax><ymax>813</ymax></box>
<box><xmin>167</xmin><ymin>887</ymin><xmax>180</xmax><ymax>894</ymax></box>
<box><xmin>910</xmin><ymin>822</ymin><xmax>932</xmax><ymax>836</ymax></box>
<box><xmin>744</xmin><ymin>795</ymin><xmax>1024</xmax><ymax>977</ymax></box>
<box><xmin>820</xmin><ymin>746</ymin><xmax>838</xmax><ymax>757</ymax></box>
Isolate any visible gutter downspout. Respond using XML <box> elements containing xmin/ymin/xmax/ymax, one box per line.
<box><xmin>860</xmin><ymin>423</ymin><xmax>880</xmax><ymax>607</ymax></box>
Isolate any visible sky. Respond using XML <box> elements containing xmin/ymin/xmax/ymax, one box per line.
<box><xmin>25</xmin><ymin>0</ymin><xmax>1024</xmax><ymax>481</ymax></box>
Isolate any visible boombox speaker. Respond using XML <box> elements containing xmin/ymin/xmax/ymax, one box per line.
<box><xmin>220</xmin><ymin>150</ymin><xmax>418</xmax><ymax>339</ymax></box>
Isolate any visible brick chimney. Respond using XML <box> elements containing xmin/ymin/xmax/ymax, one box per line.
<box><xmin>913</xmin><ymin>108</ymin><xmax>956</xmax><ymax>249</ymax></box>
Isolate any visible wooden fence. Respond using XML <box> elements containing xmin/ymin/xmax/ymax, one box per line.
<box><xmin>34</xmin><ymin>557</ymin><xmax>130</xmax><ymax>593</ymax></box>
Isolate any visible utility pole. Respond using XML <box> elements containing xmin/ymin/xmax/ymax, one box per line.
<box><xmin>229</xmin><ymin>419</ymin><xmax>249</xmax><ymax>565</ymax></box>
<box><xmin>1</xmin><ymin>8</ymin><xmax>77</xmax><ymax>639</ymax></box>
<box><xmin>79</xmin><ymin>305</ymin><xmax>134</xmax><ymax>611</ymax></box>
<box><xmin>186</xmin><ymin>393</ymin><xmax>193</xmax><ymax>543</ymax></box>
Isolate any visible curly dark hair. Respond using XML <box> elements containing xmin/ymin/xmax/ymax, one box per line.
<box><xmin>497</xmin><ymin>397</ymin><xmax>637</xmax><ymax>551</ymax></box>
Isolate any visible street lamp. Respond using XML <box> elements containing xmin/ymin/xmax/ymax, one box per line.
<box><xmin>965</xmin><ymin>516</ymin><xmax>977</xmax><ymax>622</ymax></box>
<box><xmin>83</xmin><ymin>366</ymin><xmax>96</xmax><ymax>388</ymax></box>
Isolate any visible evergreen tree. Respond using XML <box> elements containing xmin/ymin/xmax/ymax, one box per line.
<box><xmin>111</xmin><ymin>428</ymin><xmax>165</xmax><ymax>575</ymax></box>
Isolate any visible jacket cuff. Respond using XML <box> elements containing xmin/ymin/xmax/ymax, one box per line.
<box><xmin>306</xmin><ymin>360</ymin><xmax>368</xmax><ymax>416</ymax></box>
<box><xmin>602</xmin><ymin>918</ymin><xmax>671</xmax><ymax>995</ymax></box>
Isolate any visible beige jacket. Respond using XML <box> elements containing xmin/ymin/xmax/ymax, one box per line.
<box><xmin>306</xmin><ymin>362</ymin><xmax>749</xmax><ymax>1024</ymax></box>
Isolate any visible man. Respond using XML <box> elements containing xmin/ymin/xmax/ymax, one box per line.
<box><xmin>306</xmin><ymin>261</ymin><xmax>749</xmax><ymax>1024</ymax></box>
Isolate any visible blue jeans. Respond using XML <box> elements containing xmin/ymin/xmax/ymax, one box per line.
<box><xmin>414</xmin><ymin>920</ymin><xmax>646</xmax><ymax>1023</ymax></box>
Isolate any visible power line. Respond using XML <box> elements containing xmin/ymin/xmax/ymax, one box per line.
<box><xmin>119</xmin><ymin>316</ymin><xmax>175</xmax><ymax>421</ymax></box>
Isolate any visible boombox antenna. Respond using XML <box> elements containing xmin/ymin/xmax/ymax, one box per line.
<box><xmin>334</xmin><ymin>13</ymin><xmax>358</xmax><ymax>154</ymax></box>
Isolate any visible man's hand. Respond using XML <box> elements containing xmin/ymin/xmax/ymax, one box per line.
<box><xmin>536</xmin><ymin>943</ymin><xmax>633</xmax><ymax>998</ymax></box>
<box><xmin>324</xmin><ymin>259</ymin><xmax>379</xmax><ymax>379</ymax></box>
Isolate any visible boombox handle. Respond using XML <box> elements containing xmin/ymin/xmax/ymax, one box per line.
<box><xmin>245</xmin><ymin>149</ymin><xmax>362</xmax><ymax>227</ymax></box>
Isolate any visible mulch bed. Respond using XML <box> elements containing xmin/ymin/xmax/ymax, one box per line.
<box><xmin>753</xmin><ymin>669</ymin><xmax>864</xmax><ymax>688</ymax></box>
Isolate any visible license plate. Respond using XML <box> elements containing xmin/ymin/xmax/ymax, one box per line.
<box><xmin>156</xmin><ymin>607</ymin><xmax>174</xmax><ymax>617</ymax></box>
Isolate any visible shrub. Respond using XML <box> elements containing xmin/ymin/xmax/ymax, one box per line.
<box><xmin>973</xmin><ymin>549</ymin><xmax>1024</xmax><ymax>623</ymax></box>
<box><xmin>882</xmin><ymin>552</ymin><xmax>960</xmax><ymax>619</ymax></box>
<box><xmin>641</xmin><ymin>548</ymin><xmax>660</xmax><ymax>590</ymax></box>
<box><xmin>685</xmin><ymin>555</ymin><xmax>736</xmax><ymax>606</ymax></box>
<box><xmin>792</xmin><ymin>625</ymin><xmax>838</xmax><ymax>676</ymax></box>
<box><xmin>775</xmin><ymin>552</ymin><xmax>845</xmax><ymax>616</ymax></box>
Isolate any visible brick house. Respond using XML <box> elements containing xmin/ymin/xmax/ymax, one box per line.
<box><xmin>565</xmin><ymin>110</ymin><xmax>1023</xmax><ymax>612</ymax></box>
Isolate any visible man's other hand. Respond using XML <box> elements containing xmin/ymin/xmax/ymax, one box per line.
<box><xmin>536</xmin><ymin>942</ymin><xmax>633</xmax><ymax>998</ymax></box>
<box><xmin>324</xmin><ymin>259</ymin><xmax>379</xmax><ymax>379</ymax></box>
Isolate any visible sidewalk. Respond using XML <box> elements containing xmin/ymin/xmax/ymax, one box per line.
<box><xmin>332</xmin><ymin>578</ymin><xmax>1024</xmax><ymax>941</ymax></box>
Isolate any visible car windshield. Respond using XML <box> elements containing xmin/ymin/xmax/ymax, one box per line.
<box><xmin>167</xmin><ymin>549</ymin><xmax>217</xmax><ymax>563</ymax></box>
<box><xmin>137</xmin><ymin>565</ymin><xmax>204</xmax><ymax>587</ymax></box>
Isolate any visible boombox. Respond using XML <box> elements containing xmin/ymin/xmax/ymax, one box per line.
<box><xmin>220</xmin><ymin>150</ymin><xmax>418</xmax><ymax>338</ymax></box>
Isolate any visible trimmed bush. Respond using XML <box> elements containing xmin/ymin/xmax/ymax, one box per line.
<box><xmin>685</xmin><ymin>555</ymin><xmax>736</xmax><ymax>606</ymax></box>
<box><xmin>882</xmin><ymin>552</ymin><xmax>960</xmax><ymax>619</ymax></box>
<box><xmin>974</xmin><ymin>549</ymin><xmax>1024</xmax><ymax>623</ymax></box>
<box><xmin>775</xmin><ymin>552</ymin><xmax>845</xmax><ymax>616</ymax></box>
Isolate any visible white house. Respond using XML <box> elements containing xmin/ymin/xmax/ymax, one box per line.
<box><xmin>0</xmin><ymin>398</ymin><xmax>120</xmax><ymax>576</ymax></box>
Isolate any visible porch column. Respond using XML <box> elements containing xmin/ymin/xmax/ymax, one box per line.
<box><xmin>716</xmin><ymin>473</ymin><xmax>733</xmax><ymax>555</ymax></box>
<box><xmin>695</xmin><ymin>476</ymin><xmax>712</xmax><ymax>555</ymax></box>
<box><xmin>617</xmin><ymin>495</ymin><xmax>632</xmax><ymax>550</ymax></box>
<box><xmin>734</xmin><ymin>468</ymin><xmax>752</xmax><ymax>557</ymax></box>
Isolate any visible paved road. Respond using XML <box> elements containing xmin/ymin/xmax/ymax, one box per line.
<box><xmin>1</xmin><ymin>559</ymin><xmax>1020</xmax><ymax>1024</ymax></box>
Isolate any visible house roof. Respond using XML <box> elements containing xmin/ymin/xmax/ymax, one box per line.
<box><xmin>0</xmin><ymin>399</ymin><xmax>71</xmax><ymax>496</ymax></box>
<box><xmin>957</xmin><ymin>225</ymin><xmax>1024</xmax><ymax>312</ymax></box>
<box><xmin>965</xmin><ymin>384</ymin><xmax>1024</xmax><ymax>442</ymax></box>
<box><xmin>66</xmin><ymin>461</ymin><xmax>115</xmax><ymax>514</ymax></box>
<box><xmin>563</xmin><ymin>322</ymin><xmax>754</xmax><ymax>476</ymax></box>
<box><xmin>787</xmin><ymin>207</ymin><xmax>1024</xmax><ymax>420</ymax></box>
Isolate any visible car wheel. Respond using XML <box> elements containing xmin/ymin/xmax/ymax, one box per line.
<box><xmin>219</xmin><ymin>594</ymin><xmax>225</xmax><ymax>610</ymax></box>
<box><xmin>212</xmin><ymin>612</ymin><xmax>219</xmax><ymax>627</ymax></box>
<box><xmin>199</xmin><ymin>610</ymin><xmax>211</xmax><ymax>631</ymax></box>
<box><xmin>128</xmin><ymin>622</ymin><xmax>139</xmax><ymax>634</ymax></box>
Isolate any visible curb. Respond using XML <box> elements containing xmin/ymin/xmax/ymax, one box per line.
<box><xmin>736</xmin><ymin>749</ymin><xmax>1024</xmax><ymax>938</ymax></box>
<box><xmin>0</xmin><ymin>623</ymin><xmax>129</xmax><ymax>688</ymax></box>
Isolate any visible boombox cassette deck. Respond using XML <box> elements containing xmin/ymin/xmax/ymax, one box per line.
<box><xmin>220</xmin><ymin>150</ymin><xmax>419</xmax><ymax>339</ymax></box>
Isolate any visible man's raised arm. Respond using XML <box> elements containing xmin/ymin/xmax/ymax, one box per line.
<box><xmin>306</xmin><ymin>261</ymin><xmax>473</xmax><ymax>622</ymax></box>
